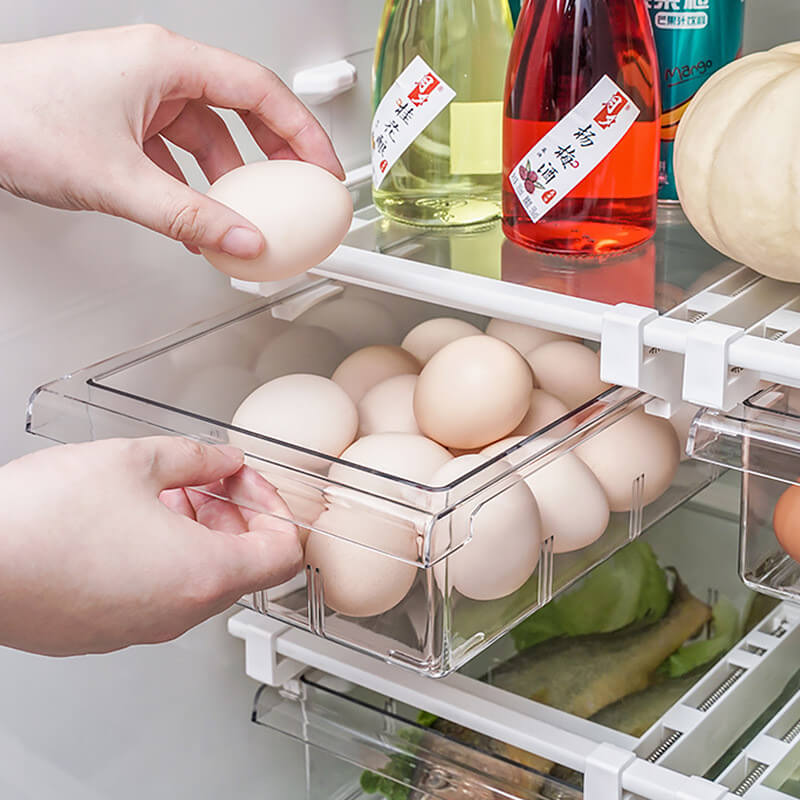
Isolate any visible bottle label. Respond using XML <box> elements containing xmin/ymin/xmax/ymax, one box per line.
<box><xmin>509</xmin><ymin>75</ymin><xmax>640</xmax><ymax>223</ymax></box>
<box><xmin>450</xmin><ymin>101</ymin><xmax>503</xmax><ymax>175</ymax></box>
<box><xmin>371</xmin><ymin>55</ymin><xmax>456</xmax><ymax>189</ymax></box>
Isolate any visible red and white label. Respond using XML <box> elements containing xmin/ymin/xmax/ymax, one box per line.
<box><xmin>509</xmin><ymin>75</ymin><xmax>640</xmax><ymax>223</ymax></box>
<box><xmin>371</xmin><ymin>56</ymin><xmax>456</xmax><ymax>189</ymax></box>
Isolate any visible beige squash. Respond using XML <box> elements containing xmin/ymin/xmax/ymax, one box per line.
<box><xmin>675</xmin><ymin>43</ymin><xmax>800</xmax><ymax>281</ymax></box>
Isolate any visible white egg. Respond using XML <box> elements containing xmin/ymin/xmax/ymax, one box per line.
<box><xmin>431</xmin><ymin>455</ymin><xmax>541</xmax><ymax>601</ymax></box>
<box><xmin>575</xmin><ymin>408</ymin><xmax>681</xmax><ymax>512</ymax></box>
<box><xmin>327</xmin><ymin>433</ymin><xmax>452</xmax><ymax>503</ymax></box>
<box><xmin>486</xmin><ymin>318</ymin><xmax>577</xmax><ymax>354</ymax></box>
<box><xmin>230</xmin><ymin>374</ymin><xmax>358</xmax><ymax>470</ymax></box>
<box><xmin>401</xmin><ymin>317</ymin><xmax>484</xmax><ymax>365</ymax></box>
<box><xmin>414</xmin><ymin>336</ymin><xmax>533</xmax><ymax>450</ymax></box>
<box><xmin>201</xmin><ymin>161</ymin><xmax>353</xmax><ymax>282</ymax></box>
<box><xmin>481</xmin><ymin>437</ymin><xmax>609</xmax><ymax>553</ymax></box>
<box><xmin>255</xmin><ymin>325</ymin><xmax>347</xmax><ymax>382</ymax></box>
<box><xmin>525</xmin><ymin>341</ymin><xmax>611</xmax><ymax>409</ymax></box>
<box><xmin>305</xmin><ymin>507</ymin><xmax>418</xmax><ymax>617</ymax></box>
<box><xmin>332</xmin><ymin>345</ymin><xmax>421</xmax><ymax>403</ymax></box>
<box><xmin>357</xmin><ymin>374</ymin><xmax>420</xmax><ymax>436</ymax></box>
<box><xmin>176</xmin><ymin>365</ymin><xmax>259</xmax><ymax>422</ymax></box>
<box><xmin>512</xmin><ymin>389</ymin><xmax>575</xmax><ymax>438</ymax></box>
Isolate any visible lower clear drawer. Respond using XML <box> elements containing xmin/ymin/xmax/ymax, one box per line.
<box><xmin>27</xmin><ymin>279</ymin><xmax>718</xmax><ymax>676</ymax></box>
<box><xmin>253</xmin><ymin>673</ymin><xmax>581</xmax><ymax>800</ymax></box>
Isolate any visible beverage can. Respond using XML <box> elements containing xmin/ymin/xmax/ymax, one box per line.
<box><xmin>647</xmin><ymin>0</ymin><xmax>745</xmax><ymax>204</ymax></box>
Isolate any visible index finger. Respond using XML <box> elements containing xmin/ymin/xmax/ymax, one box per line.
<box><xmin>162</xmin><ymin>32</ymin><xmax>345</xmax><ymax>179</ymax></box>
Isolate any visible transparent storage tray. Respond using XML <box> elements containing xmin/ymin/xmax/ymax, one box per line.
<box><xmin>252</xmin><ymin>672</ymin><xmax>581</xmax><ymax>800</ymax></box>
<box><xmin>28</xmin><ymin>280</ymin><xmax>718</xmax><ymax>676</ymax></box>
<box><xmin>690</xmin><ymin>384</ymin><xmax>800</xmax><ymax>605</ymax></box>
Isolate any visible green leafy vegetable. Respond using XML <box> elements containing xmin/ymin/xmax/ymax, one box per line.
<box><xmin>416</xmin><ymin>710</ymin><xmax>438</xmax><ymax>727</ymax></box>
<box><xmin>511</xmin><ymin>541</ymin><xmax>672</xmax><ymax>652</ymax></box>
<box><xmin>360</xmin><ymin>726</ymin><xmax>430</xmax><ymax>800</ymax></box>
<box><xmin>658</xmin><ymin>595</ymin><xmax>740</xmax><ymax>678</ymax></box>
<box><xmin>360</xmin><ymin>755</ymin><xmax>417</xmax><ymax>800</ymax></box>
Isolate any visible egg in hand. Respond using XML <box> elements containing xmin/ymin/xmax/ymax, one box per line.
<box><xmin>201</xmin><ymin>161</ymin><xmax>353</xmax><ymax>282</ymax></box>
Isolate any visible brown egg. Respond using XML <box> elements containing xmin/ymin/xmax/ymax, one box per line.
<box><xmin>773</xmin><ymin>484</ymin><xmax>800</xmax><ymax>561</ymax></box>
<box><xmin>575</xmin><ymin>408</ymin><xmax>680</xmax><ymax>512</ymax></box>
<box><xmin>485</xmin><ymin>318</ymin><xmax>578</xmax><ymax>354</ymax></box>
<box><xmin>512</xmin><ymin>389</ymin><xmax>575</xmax><ymax>438</ymax></box>
<box><xmin>414</xmin><ymin>336</ymin><xmax>533</xmax><ymax>450</ymax></box>
<box><xmin>401</xmin><ymin>317</ymin><xmax>483</xmax><ymax>364</ymax></box>
<box><xmin>525</xmin><ymin>341</ymin><xmax>611</xmax><ymax>409</ymax></box>
<box><xmin>332</xmin><ymin>345</ymin><xmax>421</xmax><ymax>403</ymax></box>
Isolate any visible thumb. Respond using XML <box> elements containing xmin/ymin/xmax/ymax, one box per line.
<box><xmin>192</xmin><ymin>513</ymin><xmax>303</xmax><ymax>601</ymax></box>
<box><xmin>205</xmin><ymin>485</ymin><xmax>303</xmax><ymax>596</ymax></box>
<box><xmin>116</xmin><ymin>157</ymin><xmax>265</xmax><ymax>258</ymax></box>
<box><xmin>139</xmin><ymin>437</ymin><xmax>244</xmax><ymax>492</ymax></box>
<box><xmin>233</xmin><ymin>517</ymin><xmax>304</xmax><ymax>593</ymax></box>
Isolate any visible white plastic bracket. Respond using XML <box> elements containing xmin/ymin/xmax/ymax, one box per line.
<box><xmin>584</xmin><ymin>743</ymin><xmax>636</xmax><ymax>800</ymax></box>
<box><xmin>269</xmin><ymin>280</ymin><xmax>343</xmax><ymax>321</ymax></box>
<box><xmin>229</xmin><ymin>277</ymin><xmax>263</xmax><ymax>296</ymax></box>
<box><xmin>600</xmin><ymin>304</ymin><xmax>683</xmax><ymax>408</ymax></box>
<box><xmin>292</xmin><ymin>59</ymin><xmax>357</xmax><ymax>105</ymax></box>
<box><xmin>682</xmin><ymin>320</ymin><xmax>760</xmax><ymax>411</ymax></box>
<box><xmin>229</xmin><ymin>273</ymin><xmax>342</xmax><ymax>320</ymax></box>
<box><xmin>227</xmin><ymin>610</ymin><xmax>306</xmax><ymax>687</ymax></box>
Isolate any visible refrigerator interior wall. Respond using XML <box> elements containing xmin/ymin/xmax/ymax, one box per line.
<box><xmin>4</xmin><ymin>1</ymin><xmax>380</xmax><ymax>176</ymax></box>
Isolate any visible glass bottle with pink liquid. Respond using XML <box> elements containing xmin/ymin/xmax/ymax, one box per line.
<box><xmin>503</xmin><ymin>0</ymin><xmax>661</xmax><ymax>256</ymax></box>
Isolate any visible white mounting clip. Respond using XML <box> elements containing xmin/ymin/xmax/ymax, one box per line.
<box><xmin>584</xmin><ymin>743</ymin><xmax>636</xmax><ymax>800</ymax></box>
<box><xmin>600</xmin><ymin>303</ymin><xmax>683</xmax><ymax>411</ymax></box>
<box><xmin>293</xmin><ymin>59</ymin><xmax>358</xmax><ymax>105</ymax></box>
<box><xmin>227</xmin><ymin>609</ymin><xmax>306</xmax><ymax>687</ymax></box>
<box><xmin>682</xmin><ymin>320</ymin><xmax>760</xmax><ymax>411</ymax></box>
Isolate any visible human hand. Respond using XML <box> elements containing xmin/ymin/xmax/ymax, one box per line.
<box><xmin>0</xmin><ymin>437</ymin><xmax>302</xmax><ymax>656</ymax></box>
<box><xmin>0</xmin><ymin>25</ymin><xmax>344</xmax><ymax>258</ymax></box>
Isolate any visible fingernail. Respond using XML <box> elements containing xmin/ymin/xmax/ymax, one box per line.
<box><xmin>221</xmin><ymin>226</ymin><xmax>264</xmax><ymax>259</ymax></box>
<box><xmin>216</xmin><ymin>444</ymin><xmax>244</xmax><ymax>463</ymax></box>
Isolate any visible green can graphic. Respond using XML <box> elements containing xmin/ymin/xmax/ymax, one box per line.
<box><xmin>647</xmin><ymin>0</ymin><xmax>745</xmax><ymax>203</ymax></box>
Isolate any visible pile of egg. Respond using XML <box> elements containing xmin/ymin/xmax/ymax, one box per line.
<box><xmin>228</xmin><ymin>316</ymin><xmax>682</xmax><ymax>618</ymax></box>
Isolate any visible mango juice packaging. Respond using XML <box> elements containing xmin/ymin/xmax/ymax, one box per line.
<box><xmin>647</xmin><ymin>0</ymin><xmax>745</xmax><ymax>203</ymax></box>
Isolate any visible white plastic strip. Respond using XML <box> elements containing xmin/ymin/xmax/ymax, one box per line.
<box><xmin>315</xmin><ymin>244</ymin><xmax>608</xmax><ymax>339</ymax></box>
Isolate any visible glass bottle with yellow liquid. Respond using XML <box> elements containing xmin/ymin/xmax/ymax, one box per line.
<box><xmin>372</xmin><ymin>0</ymin><xmax>513</xmax><ymax>227</ymax></box>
